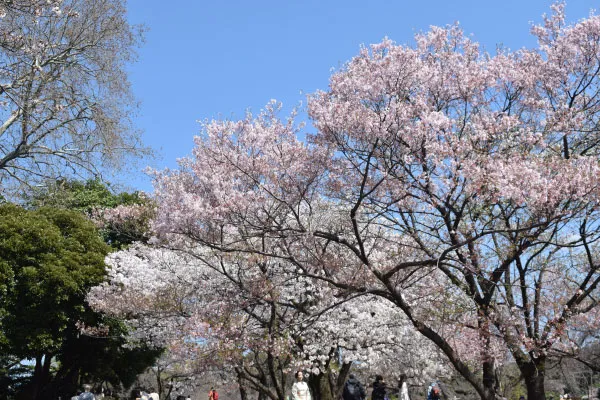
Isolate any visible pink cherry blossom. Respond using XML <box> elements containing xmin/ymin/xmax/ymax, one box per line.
<box><xmin>104</xmin><ymin>4</ymin><xmax>600</xmax><ymax>400</ymax></box>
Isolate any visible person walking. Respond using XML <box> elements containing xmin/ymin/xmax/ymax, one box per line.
<box><xmin>371</xmin><ymin>376</ymin><xmax>387</xmax><ymax>400</ymax></box>
<box><xmin>209</xmin><ymin>387</ymin><xmax>219</xmax><ymax>400</ymax></box>
<box><xmin>398</xmin><ymin>374</ymin><xmax>410</xmax><ymax>400</ymax></box>
<box><xmin>291</xmin><ymin>371</ymin><xmax>312</xmax><ymax>400</ymax></box>
<box><xmin>94</xmin><ymin>386</ymin><xmax>105</xmax><ymax>399</ymax></box>
<box><xmin>343</xmin><ymin>374</ymin><xmax>366</xmax><ymax>400</ymax></box>
<box><xmin>426</xmin><ymin>382</ymin><xmax>442</xmax><ymax>400</ymax></box>
<box><xmin>79</xmin><ymin>385</ymin><xmax>95</xmax><ymax>400</ymax></box>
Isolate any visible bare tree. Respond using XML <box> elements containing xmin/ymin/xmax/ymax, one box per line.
<box><xmin>0</xmin><ymin>0</ymin><xmax>148</xmax><ymax>195</ymax></box>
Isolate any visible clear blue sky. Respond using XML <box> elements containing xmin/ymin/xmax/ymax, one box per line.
<box><xmin>125</xmin><ymin>0</ymin><xmax>597</xmax><ymax>192</ymax></box>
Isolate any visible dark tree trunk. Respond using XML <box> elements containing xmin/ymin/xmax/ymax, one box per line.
<box><xmin>22</xmin><ymin>354</ymin><xmax>53</xmax><ymax>400</ymax></box>
<box><xmin>391</xmin><ymin>294</ymin><xmax>496</xmax><ymax>400</ymax></box>
<box><xmin>41</xmin><ymin>354</ymin><xmax>52</xmax><ymax>396</ymax></box>
<box><xmin>308</xmin><ymin>371</ymin><xmax>335</xmax><ymax>400</ymax></box>
<box><xmin>520</xmin><ymin>357</ymin><xmax>547</xmax><ymax>400</ymax></box>
<box><xmin>481</xmin><ymin>358</ymin><xmax>498</xmax><ymax>400</ymax></box>
<box><xmin>155</xmin><ymin>366</ymin><xmax>164</xmax><ymax>399</ymax></box>
<box><xmin>237</xmin><ymin>370</ymin><xmax>249</xmax><ymax>400</ymax></box>
<box><xmin>54</xmin><ymin>362</ymin><xmax>81</xmax><ymax>398</ymax></box>
<box><xmin>479</xmin><ymin>307</ymin><xmax>499</xmax><ymax>400</ymax></box>
<box><xmin>333</xmin><ymin>363</ymin><xmax>352</xmax><ymax>400</ymax></box>
<box><xmin>30</xmin><ymin>355</ymin><xmax>44</xmax><ymax>400</ymax></box>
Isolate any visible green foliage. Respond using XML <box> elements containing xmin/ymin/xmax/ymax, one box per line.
<box><xmin>0</xmin><ymin>204</ymin><xmax>109</xmax><ymax>359</ymax></box>
<box><xmin>0</xmin><ymin>259</ymin><xmax>13</xmax><ymax>349</ymax></box>
<box><xmin>26</xmin><ymin>178</ymin><xmax>144</xmax><ymax>214</ymax></box>
<box><xmin>26</xmin><ymin>178</ymin><xmax>154</xmax><ymax>249</ymax></box>
<box><xmin>0</xmin><ymin>204</ymin><xmax>110</xmax><ymax>398</ymax></box>
<box><xmin>0</xmin><ymin>182</ymin><xmax>161</xmax><ymax>398</ymax></box>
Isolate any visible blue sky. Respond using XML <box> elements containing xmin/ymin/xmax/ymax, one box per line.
<box><xmin>125</xmin><ymin>0</ymin><xmax>597</xmax><ymax>192</ymax></box>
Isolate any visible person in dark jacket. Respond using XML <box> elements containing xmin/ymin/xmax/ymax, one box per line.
<box><xmin>343</xmin><ymin>374</ymin><xmax>367</xmax><ymax>400</ymax></box>
<box><xmin>371</xmin><ymin>375</ymin><xmax>387</xmax><ymax>400</ymax></box>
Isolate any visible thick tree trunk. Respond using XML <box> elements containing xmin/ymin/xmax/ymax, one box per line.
<box><xmin>37</xmin><ymin>354</ymin><xmax>53</xmax><ymax>399</ymax></box>
<box><xmin>308</xmin><ymin>371</ymin><xmax>335</xmax><ymax>400</ymax></box>
<box><xmin>333</xmin><ymin>363</ymin><xmax>352</xmax><ymax>400</ymax></box>
<box><xmin>391</xmin><ymin>294</ymin><xmax>496</xmax><ymax>400</ymax></box>
<box><xmin>482</xmin><ymin>358</ymin><xmax>498</xmax><ymax>400</ymax></box>
<box><xmin>479</xmin><ymin>306</ymin><xmax>499</xmax><ymax>400</ymax></box>
<box><xmin>27</xmin><ymin>355</ymin><xmax>44</xmax><ymax>400</ymax></box>
<box><xmin>520</xmin><ymin>358</ymin><xmax>547</xmax><ymax>400</ymax></box>
<box><xmin>42</xmin><ymin>354</ymin><xmax>52</xmax><ymax>393</ymax></box>
<box><xmin>23</xmin><ymin>354</ymin><xmax>53</xmax><ymax>400</ymax></box>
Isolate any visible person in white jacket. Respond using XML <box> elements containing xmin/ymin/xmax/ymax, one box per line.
<box><xmin>291</xmin><ymin>371</ymin><xmax>311</xmax><ymax>400</ymax></box>
<box><xmin>399</xmin><ymin>374</ymin><xmax>410</xmax><ymax>400</ymax></box>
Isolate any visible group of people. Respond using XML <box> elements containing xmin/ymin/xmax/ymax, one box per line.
<box><xmin>70</xmin><ymin>384</ymin><xmax>115</xmax><ymax>400</ymax></box>
<box><xmin>370</xmin><ymin>374</ymin><xmax>410</xmax><ymax>400</ymax></box>
<box><xmin>67</xmin><ymin>374</ymin><xmax>588</xmax><ymax>400</ymax></box>
<box><xmin>132</xmin><ymin>390</ymin><xmax>160</xmax><ymax>400</ymax></box>
<box><xmin>70</xmin><ymin>384</ymin><xmax>96</xmax><ymax>400</ymax></box>
<box><xmin>292</xmin><ymin>372</ymin><xmax>595</xmax><ymax>400</ymax></box>
<box><xmin>70</xmin><ymin>385</ymin><xmax>163</xmax><ymax>400</ymax></box>
<box><xmin>290</xmin><ymin>371</ymin><xmax>420</xmax><ymax>400</ymax></box>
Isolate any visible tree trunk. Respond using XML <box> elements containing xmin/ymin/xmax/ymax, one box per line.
<box><xmin>481</xmin><ymin>358</ymin><xmax>498</xmax><ymax>400</ymax></box>
<box><xmin>333</xmin><ymin>363</ymin><xmax>352</xmax><ymax>400</ymax></box>
<box><xmin>258</xmin><ymin>370</ymin><xmax>270</xmax><ymax>400</ymax></box>
<box><xmin>155</xmin><ymin>366</ymin><xmax>164</xmax><ymax>399</ymax></box>
<box><xmin>38</xmin><ymin>354</ymin><xmax>53</xmax><ymax>399</ymax></box>
<box><xmin>30</xmin><ymin>355</ymin><xmax>44</xmax><ymax>400</ymax></box>
<box><xmin>479</xmin><ymin>306</ymin><xmax>499</xmax><ymax>400</ymax></box>
<box><xmin>21</xmin><ymin>354</ymin><xmax>53</xmax><ymax>400</ymax></box>
<box><xmin>237</xmin><ymin>370</ymin><xmax>249</xmax><ymax>400</ymax></box>
<box><xmin>16</xmin><ymin>356</ymin><xmax>41</xmax><ymax>400</ymax></box>
<box><xmin>520</xmin><ymin>357</ymin><xmax>547</xmax><ymax>400</ymax></box>
<box><xmin>391</xmin><ymin>295</ymin><xmax>494</xmax><ymax>400</ymax></box>
<box><xmin>308</xmin><ymin>371</ymin><xmax>334</xmax><ymax>400</ymax></box>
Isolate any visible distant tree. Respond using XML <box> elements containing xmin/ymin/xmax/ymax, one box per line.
<box><xmin>0</xmin><ymin>0</ymin><xmax>148</xmax><ymax>196</ymax></box>
<box><xmin>26</xmin><ymin>178</ymin><xmax>155</xmax><ymax>248</ymax></box>
<box><xmin>26</xmin><ymin>179</ymin><xmax>140</xmax><ymax>213</ymax></box>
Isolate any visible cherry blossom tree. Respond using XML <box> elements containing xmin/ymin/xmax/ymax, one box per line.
<box><xmin>150</xmin><ymin>4</ymin><xmax>600</xmax><ymax>400</ymax></box>
<box><xmin>89</xmin><ymin>241</ymin><xmax>446</xmax><ymax>400</ymax></box>
<box><xmin>0</xmin><ymin>0</ymin><xmax>147</xmax><ymax>196</ymax></box>
<box><xmin>0</xmin><ymin>1</ymin><xmax>62</xmax><ymax>21</ymax></box>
